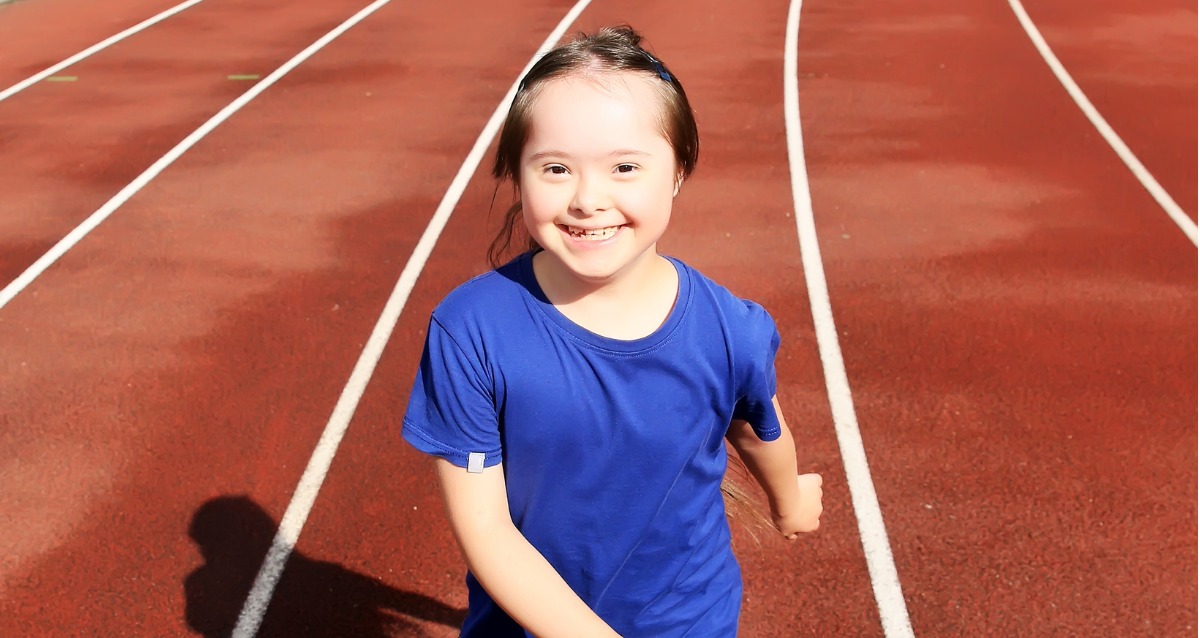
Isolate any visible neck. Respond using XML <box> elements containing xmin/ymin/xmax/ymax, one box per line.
<box><xmin>532</xmin><ymin>248</ymin><xmax>661</xmax><ymax>305</ymax></box>
<box><xmin>532</xmin><ymin>250</ymin><xmax>679</xmax><ymax>341</ymax></box>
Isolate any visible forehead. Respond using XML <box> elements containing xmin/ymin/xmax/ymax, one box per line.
<box><xmin>524</xmin><ymin>72</ymin><xmax>668</xmax><ymax>155</ymax></box>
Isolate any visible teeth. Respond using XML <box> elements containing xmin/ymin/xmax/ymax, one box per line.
<box><xmin>566</xmin><ymin>225</ymin><xmax>619</xmax><ymax>240</ymax></box>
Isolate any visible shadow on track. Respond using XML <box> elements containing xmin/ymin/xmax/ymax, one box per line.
<box><xmin>183</xmin><ymin>495</ymin><xmax>465</xmax><ymax>637</ymax></box>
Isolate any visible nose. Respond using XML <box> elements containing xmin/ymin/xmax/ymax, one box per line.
<box><xmin>569</xmin><ymin>172</ymin><xmax>609</xmax><ymax>216</ymax></box>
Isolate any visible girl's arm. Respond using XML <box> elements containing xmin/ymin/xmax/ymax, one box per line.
<box><xmin>434</xmin><ymin>458</ymin><xmax>622</xmax><ymax>638</ymax></box>
<box><xmin>726</xmin><ymin>396</ymin><xmax>823</xmax><ymax>538</ymax></box>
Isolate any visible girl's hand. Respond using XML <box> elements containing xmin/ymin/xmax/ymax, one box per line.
<box><xmin>774</xmin><ymin>473</ymin><xmax>824</xmax><ymax>539</ymax></box>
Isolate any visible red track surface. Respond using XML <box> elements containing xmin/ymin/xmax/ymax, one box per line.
<box><xmin>1</xmin><ymin>0</ymin><xmax>1194</xmax><ymax>636</ymax></box>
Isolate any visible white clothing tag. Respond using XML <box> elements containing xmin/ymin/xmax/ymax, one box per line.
<box><xmin>467</xmin><ymin>452</ymin><xmax>485</xmax><ymax>473</ymax></box>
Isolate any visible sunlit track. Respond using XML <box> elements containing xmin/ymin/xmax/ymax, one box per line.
<box><xmin>0</xmin><ymin>0</ymin><xmax>392</xmax><ymax>313</ymax></box>
<box><xmin>229</xmin><ymin>2</ymin><xmax>593</xmax><ymax>635</ymax></box>
<box><xmin>0</xmin><ymin>0</ymin><xmax>205</xmax><ymax>103</ymax></box>
<box><xmin>0</xmin><ymin>0</ymin><xmax>1194</xmax><ymax>635</ymax></box>
<box><xmin>1007</xmin><ymin>0</ymin><xmax>1198</xmax><ymax>246</ymax></box>
<box><xmin>789</xmin><ymin>0</ymin><xmax>1196</xmax><ymax>635</ymax></box>
<box><xmin>783</xmin><ymin>1</ymin><xmax>915</xmax><ymax>636</ymax></box>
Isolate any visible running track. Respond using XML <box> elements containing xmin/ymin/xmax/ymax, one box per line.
<box><xmin>0</xmin><ymin>0</ymin><xmax>1195</xmax><ymax>635</ymax></box>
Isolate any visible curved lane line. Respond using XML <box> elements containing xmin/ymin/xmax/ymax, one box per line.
<box><xmin>1007</xmin><ymin>0</ymin><xmax>1198</xmax><ymax>246</ymax></box>
<box><xmin>0</xmin><ymin>0</ymin><xmax>392</xmax><ymax>313</ymax></box>
<box><xmin>0</xmin><ymin>0</ymin><xmax>206</xmax><ymax>103</ymax></box>
<box><xmin>784</xmin><ymin>1</ymin><xmax>917</xmax><ymax>636</ymax></box>
<box><xmin>229</xmin><ymin>2</ymin><xmax>594</xmax><ymax>635</ymax></box>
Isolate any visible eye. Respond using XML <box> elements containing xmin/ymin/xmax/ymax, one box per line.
<box><xmin>544</xmin><ymin>164</ymin><xmax>569</xmax><ymax>175</ymax></box>
<box><xmin>614</xmin><ymin>163</ymin><xmax>638</xmax><ymax>174</ymax></box>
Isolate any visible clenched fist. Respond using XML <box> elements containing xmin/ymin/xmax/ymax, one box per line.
<box><xmin>773</xmin><ymin>473</ymin><xmax>824</xmax><ymax>539</ymax></box>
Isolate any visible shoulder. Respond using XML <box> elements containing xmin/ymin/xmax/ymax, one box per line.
<box><xmin>671</xmin><ymin>257</ymin><xmax>777</xmax><ymax>332</ymax></box>
<box><xmin>670</xmin><ymin>258</ymin><xmax>780</xmax><ymax>379</ymax></box>
<box><xmin>671</xmin><ymin>261</ymin><xmax>782</xmax><ymax>400</ymax></box>
<box><xmin>430</xmin><ymin>256</ymin><xmax>529</xmax><ymax>329</ymax></box>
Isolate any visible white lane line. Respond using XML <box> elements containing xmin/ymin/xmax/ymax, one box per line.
<box><xmin>1007</xmin><ymin>0</ymin><xmax>1198</xmax><ymax>247</ymax></box>
<box><xmin>0</xmin><ymin>0</ymin><xmax>206</xmax><ymax>103</ymax></box>
<box><xmin>784</xmin><ymin>1</ymin><xmax>916</xmax><ymax>636</ymax></box>
<box><xmin>0</xmin><ymin>0</ymin><xmax>393</xmax><ymax>313</ymax></box>
<box><xmin>229</xmin><ymin>1</ymin><xmax>594</xmax><ymax>635</ymax></box>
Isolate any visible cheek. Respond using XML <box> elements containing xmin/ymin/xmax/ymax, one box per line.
<box><xmin>522</xmin><ymin>176</ymin><xmax>577</xmax><ymax>210</ymax></box>
<box><xmin>519</xmin><ymin>185</ymin><xmax>542</xmax><ymax>216</ymax></box>
<box><xmin>520</xmin><ymin>183</ymin><xmax>561</xmax><ymax>230</ymax></box>
<box><xmin>620</xmin><ymin>180</ymin><xmax>676</xmax><ymax>218</ymax></box>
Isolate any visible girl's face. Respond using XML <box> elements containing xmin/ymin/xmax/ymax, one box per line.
<box><xmin>519</xmin><ymin>73</ymin><xmax>678</xmax><ymax>288</ymax></box>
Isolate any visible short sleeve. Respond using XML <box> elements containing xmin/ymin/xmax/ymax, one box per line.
<box><xmin>401</xmin><ymin>316</ymin><xmax>504</xmax><ymax>469</ymax></box>
<box><xmin>731</xmin><ymin>302</ymin><xmax>782</xmax><ymax>441</ymax></box>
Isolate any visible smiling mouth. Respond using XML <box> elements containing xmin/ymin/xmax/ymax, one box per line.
<box><xmin>561</xmin><ymin>225</ymin><xmax>621</xmax><ymax>241</ymax></box>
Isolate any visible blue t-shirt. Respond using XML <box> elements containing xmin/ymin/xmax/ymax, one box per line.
<box><xmin>402</xmin><ymin>252</ymin><xmax>781</xmax><ymax>637</ymax></box>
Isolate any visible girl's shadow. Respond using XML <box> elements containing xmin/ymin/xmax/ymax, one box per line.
<box><xmin>183</xmin><ymin>495</ymin><xmax>465</xmax><ymax>637</ymax></box>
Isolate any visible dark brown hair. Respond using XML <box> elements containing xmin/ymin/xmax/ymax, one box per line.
<box><xmin>486</xmin><ymin>25</ymin><xmax>700</xmax><ymax>267</ymax></box>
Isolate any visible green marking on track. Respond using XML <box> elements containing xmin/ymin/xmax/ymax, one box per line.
<box><xmin>227</xmin><ymin>74</ymin><xmax>260</xmax><ymax>81</ymax></box>
<box><xmin>45</xmin><ymin>76</ymin><xmax>78</xmax><ymax>82</ymax></box>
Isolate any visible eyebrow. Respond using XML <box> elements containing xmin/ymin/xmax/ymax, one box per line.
<box><xmin>525</xmin><ymin>149</ymin><xmax>652</xmax><ymax>162</ymax></box>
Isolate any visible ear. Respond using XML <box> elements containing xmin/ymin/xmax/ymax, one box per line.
<box><xmin>673</xmin><ymin>173</ymin><xmax>683</xmax><ymax>197</ymax></box>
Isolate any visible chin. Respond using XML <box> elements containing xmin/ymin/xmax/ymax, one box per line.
<box><xmin>559</xmin><ymin>256</ymin><xmax>623</xmax><ymax>282</ymax></box>
<box><xmin>569</xmin><ymin>248</ymin><xmax>657</xmax><ymax>282</ymax></box>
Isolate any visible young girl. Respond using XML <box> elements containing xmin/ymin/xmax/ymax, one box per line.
<box><xmin>402</xmin><ymin>26</ymin><xmax>823</xmax><ymax>637</ymax></box>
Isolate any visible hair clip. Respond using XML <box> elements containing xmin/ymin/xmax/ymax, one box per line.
<box><xmin>651</xmin><ymin>60</ymin><xmax>672</xmax><ymax>82</ymax></box>
<box><xmin>642</xmin><ymin>52</ymin><xmax>672</xmax><ymax>82</ymax></box>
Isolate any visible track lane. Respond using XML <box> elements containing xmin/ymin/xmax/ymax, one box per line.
<box><xmin>0</xmin><ymin>0</ymin><xmax>564</xmax><ymax>634</ymax></box>
<box><xmin>1016</xmin><ymin>0</ymin><xmax>1197</xmax><ymax>219</ymax></box>
<box><xmin>795</xmin><ymin>0</ymin><xmax>1196</xmax><ymax>635</ymax></box>
<box><xmin>3</xmin><ymin>0</ymin><xmax>1194</xmax><ymax>635</ymax></box>
<box><xmin>0</xmin><ymin>0</ymin><xmax>380</xmax><ymax>290</ymax></box>
<box><xmin>0</xmin><ymin>0</ymin><xmax>197</xmax><ymax>88</ymax></box>
<box><xmin>298</xmin><ymin>1</ymin><xmax>886</xmax><ymax>636</ymax></box>
<box><xmin>0</xmin><ymin>0</ymin><xmax>206</xmax><ymax>103</ymax></box>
